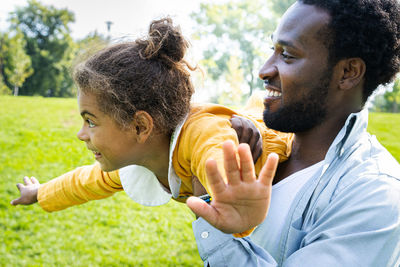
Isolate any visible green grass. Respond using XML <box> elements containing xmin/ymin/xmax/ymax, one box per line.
<box><xmin>1</xmin><ymin>96</ymin><xmax>399</xmax><ymax>267</ymax></box>
<box><xmin>0</xmin><ymin>96</ymin><xmax>201</xmax><ymax>267</ymax></box>
<box><xmin>368</xmin><ymin>112</ymin><xmax>400</xmax><ymax>162</ymax></box>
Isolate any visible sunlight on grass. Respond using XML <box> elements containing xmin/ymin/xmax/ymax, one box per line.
<box><xmin>368</xmin><ymin>113</ymin><xmax>400</xmax><ymax>162</ymax></box>
<box><xmin>0</xmin><ymin>96</ymin><xmax>201</xmax><ymax>266</ymax></box>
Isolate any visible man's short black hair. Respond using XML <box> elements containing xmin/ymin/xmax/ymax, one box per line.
<box><xmin>299</xmin><ymin>0</ymin><xmax>400</xmax><ymax>102</ymax></box>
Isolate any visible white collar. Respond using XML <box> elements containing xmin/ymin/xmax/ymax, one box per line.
<box><xmin>119</xmin><ymin>116</ymin><xmax>187</xmax><ymax>206</ymax></box>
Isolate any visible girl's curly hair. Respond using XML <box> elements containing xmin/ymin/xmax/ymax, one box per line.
<box><xmin>73</xmin><ymin>17</ymin><xmax>194</xmax><ymax>135</ymax></box>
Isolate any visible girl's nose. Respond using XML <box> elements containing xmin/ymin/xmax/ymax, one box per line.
<box><xmin>77</xmin><ymin>127</ymin><xmax>89</xmax><ymax>142</ymax></box>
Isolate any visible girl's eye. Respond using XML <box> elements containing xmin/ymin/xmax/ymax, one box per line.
<box><xmin>86</xmin><ymin>119</ymin><xmax>95</xmax><ymax>128</ymax></box>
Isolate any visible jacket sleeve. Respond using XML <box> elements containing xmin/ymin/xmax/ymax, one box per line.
<box><xmin>37</xmin><ymin>163</ymin><xmax>123</xmax><ymax>212</ymax></box>
<box><xmin>193</xmin><ymin>218</ymin><xmax>277</xmax><ymax>267</ymax></box>
<box><xmin>177</xmin><ymin>112</ymin><xmax>238</xmax><ymax>193</ymax></box>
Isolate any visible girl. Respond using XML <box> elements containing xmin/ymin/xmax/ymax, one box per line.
<box><xmin>11</xmin><ymin>18</ymin><xmax>292</xmax><ymax>236</ymax></box>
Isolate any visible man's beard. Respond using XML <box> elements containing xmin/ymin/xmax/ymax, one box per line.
<box><xmin>263</xmin><ymin>72</ymin><xmax>331</xmax><ymax>133</ymax></box>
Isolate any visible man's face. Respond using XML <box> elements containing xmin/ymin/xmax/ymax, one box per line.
<box><xmin>260</xmin><ymin>2</ymin><xmax>334</xmax><ymax>133</ymax></box>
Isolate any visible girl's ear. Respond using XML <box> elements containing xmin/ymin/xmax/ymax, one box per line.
<box><xmin>337</xmin><ymin>58</ymin><xmax>366</xmax><ymax>90</ymax></box>
<box><xmin>133</xmin><ymin>111</ymin><xmax>154</xmax><ymax>143</ymax></box>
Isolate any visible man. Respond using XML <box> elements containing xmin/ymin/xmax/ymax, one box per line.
<box><xmin>187</xmin><ymin>0</ymin><xmax>400</xmax><ymax>266</ymax></box>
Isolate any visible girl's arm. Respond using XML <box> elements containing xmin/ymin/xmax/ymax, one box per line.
<box><xmin>11</xmin><ymin>163</ymin><xmax>122</xmax><ymax>212</ymax></box>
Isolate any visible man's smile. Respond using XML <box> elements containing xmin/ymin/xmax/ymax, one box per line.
<box><xmin>266</xmin><ymin>88</ymin><xmax>282</xmax><ymax>97</ymax></box>
<box><xmin>263</xmin><ymin>80</ymin><xmax>282</xmax><ymax>98</ymax></box>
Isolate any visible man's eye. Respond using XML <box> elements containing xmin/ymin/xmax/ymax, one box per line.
<box><xmin>86</xmin><ymin>119</ymin><xmax>95</xmax><ymax>128</ymax></box>
<box><xmin>281</xmin><ymin>52</ymin><xmax>295</xmax><ymax>60</ymax></box>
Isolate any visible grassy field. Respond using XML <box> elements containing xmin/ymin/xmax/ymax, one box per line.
<box><xmin>368</xmin><ymin>112</ymin><xmax>400</xmax><ymax>162</ymax></box>
<box><xmin>0</xmin><ymin>96</ymin><xmax>201</xmax><ymax>266</ymax></box>
<box><xmin>1</xmin><ymin>96</ymin><xmax>399</xmax><ymax>267</ymax></box>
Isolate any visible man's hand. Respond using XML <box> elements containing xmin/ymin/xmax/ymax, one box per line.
<box><xmin>231</xmin><ymin>115</ymin><xmax>262</xmax><ymax>163</ymax></box>
<box><xmin>192</xmin><ymin>175</ymin><xmax>208</xmax><ymax>197</ymax></box>
<box><xmin>10</xmin><ymin>176</ymin><xmax>40</xmax><ymax>205</ymax></box>
<box><xmin>186</xmin><ymin>140</ymin><xmax>278</xmax><ymax>234</ymax></box>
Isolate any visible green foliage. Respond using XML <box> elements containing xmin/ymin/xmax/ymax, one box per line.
<box><xmin>0</xmin><ymin>34</ymin><xmax>12</xmax><ymax>95</ymax></box>
<box><xmin>73</xmin><ymin>31</ymin><xmax>109</xmax><ymax>68</ymax></box>
<box><xmin>0</xmin><ymin>72</ymin><xmax>11</xmax><ymax>95</ymax></box>
<box><xmin>191</xmin><ymin>0</ymin><xmax>295</xmax><ymax>105</ymax></box>
<box><xmin>0</xmin><ymin>96</ymin><xmax>201</xmax><ymax>266</ymax></box>
<box><xmin>269</xmin><ymin>0</ymin><xmax>296</xmax><ymax>18</ymax></box>
<box><xmin>192</xmin><ymin>0</ymin><xmax>274</xmax><ymax>100</ymax></box>
<box><xmin>0</xmin><ymin>80</ymin><xmax>11</xmax><ymax>95</ymax></box>
<box><xmin>9</xmin><ymin>0</ymin><xmax>76</xmax><ymax>97</ymax></box>
<box><xmin>2</xmin><ymin>30</ymin><xmax>33</xmax><ymax>96</ymax></box>
<box><xmin>383</xmin><ymin>79</ymin><xmax>400</xmax><ymax>112</ymax></box>
<box><xmin>372</xmin><ymin>78</ymin><xmax>400</xmax><ymax>113</ymax></box>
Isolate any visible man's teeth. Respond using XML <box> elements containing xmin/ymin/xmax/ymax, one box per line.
<box><xmin>267</xmin><ymin>89</ymin><xmax>282</xmax><ymax>97</ymax></box>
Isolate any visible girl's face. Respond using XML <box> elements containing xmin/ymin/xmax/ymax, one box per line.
<box><xmin>77</xmin><ymin>91</ymin><xmax>142</xmax><ymax>172</ymax></box>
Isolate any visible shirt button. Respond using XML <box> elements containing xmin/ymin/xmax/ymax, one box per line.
<box><xmin>201</xmin><ymin>231</ymin><xmax>209</xmax><ymax>239</ymax></box>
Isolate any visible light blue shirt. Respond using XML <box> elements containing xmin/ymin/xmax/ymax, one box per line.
<box><xmin>193</xmin><ymin>109</ymin><xmax>400</xmax><ymax>267</ymax></box>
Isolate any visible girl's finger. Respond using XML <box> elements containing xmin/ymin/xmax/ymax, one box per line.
<box><xmin>10</xmin><ymin>197</ymin><xmax>21</xmax><ymax>206</ymax></box>
<box><xmin>31</xmin><ymin>177</ymin><xmax>39</xmax><ymax>184</ymax></box>
<box><xmin>205</xmin><ymin>159</ymin><xmax>227</xmax><ymax>195</ymax></box>
<box><xmin>222</xmin><ymin>140</ymin><xmax>241</xmax><ymax>186</ymax></box>
<box><xmin>186</xmin><ymin>196</ymin><xmax>217</xmax><ymax>223</ymax></box>
<box><xmin>258</xmin><ymin>153</ymin><xmax>279</xmax><ymax>186</ymax></box>
<box><xmin>237</xmin><ymin>143</ymin><xmax>256</xmax><ymax>183</ymax></box>
<box><xmin>16</xmin><ymin>183</ymin><xmax>24</xmax><ymax>191</ymax></box>
<box><xmin>23</xmin><ymin>176</ymin><xmax>32</xmax><ymax>185</ymax></box>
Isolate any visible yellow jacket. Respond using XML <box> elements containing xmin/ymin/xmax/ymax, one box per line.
<box><xmin>38</xmin><ymin>102</ymin><xmax>293</xmax><ymax>216</ymax></box>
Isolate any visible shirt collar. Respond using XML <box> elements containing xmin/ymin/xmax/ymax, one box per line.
<box><xmin>324</xmin><ymin>108</ymin><xmax>368</xmax><ymax>162</ymax></box>
<box><xmin>168</xmin><ymin>115</ymin><xmax>188</xmax><ymax>198</ymax></box>
<box><xmin>119</xmin><ymin>116</ymin><xmax>187</xmax><ymax>206</ymax></box>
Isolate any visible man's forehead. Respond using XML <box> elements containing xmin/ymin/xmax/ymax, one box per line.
<box><xmin>273</xmin><ymin>2</ymin><xmax>330</xmax><ymax>47</ymax></box>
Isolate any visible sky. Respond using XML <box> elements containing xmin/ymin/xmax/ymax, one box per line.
<box><xmin>0</xmin><ymin>0</ymin><xmax>205</xmax><ymax>40</ymax></box>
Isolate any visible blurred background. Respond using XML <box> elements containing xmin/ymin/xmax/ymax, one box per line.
<box><xmin>1</xmin><ymin>1</ymin><xmax>399</xmax><ymax>266</ymax></box>
<box><xmin>0</xmin><ymin>0</ymin><xmax>398</xmax><ymax>110</ymax></box>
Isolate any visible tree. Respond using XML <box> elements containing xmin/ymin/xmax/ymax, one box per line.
<box><xmin>191</xmin><ymin>0</ymin><xmax>295</xmax><ymax>104</ymax></box>
<box><xmin>218</xmin><ymin>55</ymin><xmax>245</xmax><ymax>106</ymax></box>
<box><xmin>0</xmin><ymin>72</ymin><xmax>11</xmax><ymax>95</ymax></box>
<box><xmin>9</xmin><ymin>0</ymin><xmax>75</xmax><ymax>97</ymax></box>
<box><xmin>74</xmin><ymin>31</ymin><xmax>109</xmax><ymax>61</ymax></box>
<box><xmin>269</xmin><ymin>0</ymin><xmax>296</xmax><ymax>18</ymax></box>
<box><xmin>0</xmin><ymin>33</ymin><xmax>12</xmax><ymax>95</ymax></box>
<box><xmin>3</xmin><ymin>30</ymin><xmax>33</xmax><ymax>96</ymax></box>
<box><xmin>384</xmin><ymin>78</ymin><xmax>400</xmax><ymax>113</ymax></box>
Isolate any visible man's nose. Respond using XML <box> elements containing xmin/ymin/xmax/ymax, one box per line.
<box><xmin>259</xmin><ymin>57</ymin><xmax>277</xmax><ymax>81</ymax></box>
<box><xmin>77</xmin><ymin>127</ymin><xmax>89</xmax><ymax>142</ymax></box>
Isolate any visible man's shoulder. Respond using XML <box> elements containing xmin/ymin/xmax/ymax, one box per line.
<box><xmin>345</xmin><ymin>132</ymin><xmax>400</xmax><ymax>179</ymax></box>
<box><xmin>332</xmin><ymin>133</ymin><xmax>400</xmax><ymax>198</ymax></box>
<box><xmin>364</xmin><ymin>134</ymin><xmax>400</xmax><ymax>180</ymax></box>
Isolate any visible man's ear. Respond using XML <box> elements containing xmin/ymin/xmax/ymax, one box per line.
<box><xmin>338</xmin><ymin>58</ymin><xmax>366</xmax><ymax>90</ymax></box>
<box><xmin>133</xmin><ymin>111</ymin><xmax>154</xmax><ymax>143</ymax></box>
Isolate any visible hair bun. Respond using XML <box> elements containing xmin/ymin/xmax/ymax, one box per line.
<box><xmin>138</xmin><ymin>17</ymin><xmax>189</xmax><ymax>64</ymax></box>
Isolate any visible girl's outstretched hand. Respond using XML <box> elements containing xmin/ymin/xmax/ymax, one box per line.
<box><xmin>10</xmin><ymin>176</ymin><xmax>40</xmax><ymax>206</ymax></box>
<box><xmin>186</xmin><ymin>140</ymin><xmax>278</xmax><ymax>234</ymax></box>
